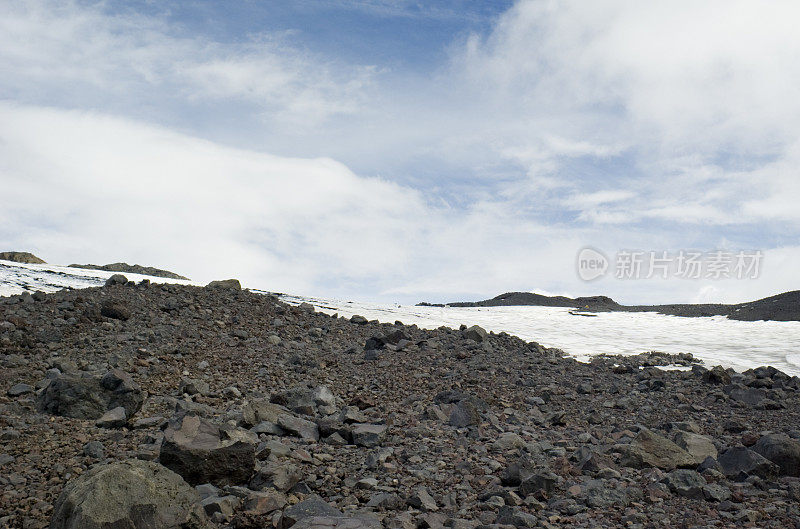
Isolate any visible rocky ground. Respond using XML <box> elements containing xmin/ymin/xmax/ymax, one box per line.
<box><xmin>2</xmin><ymin>278</ymin><xmax>800</xmax><ymax>528</ymax></box>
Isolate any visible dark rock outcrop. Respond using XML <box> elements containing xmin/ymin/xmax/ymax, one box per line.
<box><xmin>37</xmin><ymin>370</ymin><xmax>143</xmax><ymax>420</ymax></box>
<box><xmin>159</xmin><ymin>414</ymin><xmax>257</xmax><ymax>486</ymax></box>
<box><xmin>0</xmin><ymin>251</ymin><xmax>46</xmax><ymax>264</ymax></box>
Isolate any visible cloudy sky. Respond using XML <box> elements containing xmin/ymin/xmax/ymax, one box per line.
<box><xmin>1</xmin><ymin>0</ymin><xmax>798</xmax><ymax>304</ymax></box>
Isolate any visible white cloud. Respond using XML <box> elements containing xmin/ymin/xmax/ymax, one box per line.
<box><xmin>0</xmin><ymin>1</ymin><xmax>373</xmax><ymax>129</ymax></box>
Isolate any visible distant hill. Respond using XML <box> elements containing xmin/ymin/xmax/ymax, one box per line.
<box><xmin>68</xmin><ymin>262</ymin><xmax>189</xmax><ymax>281</ymax></box>
<box><xmin>419</xmin><ymin>290</ymin><xmax>800</xmax><ymax>322</ymax></box>
<box><xmin>0</xmin><ymin>251</ymin><xmax>46</xmax><ymax>264</ymax></box>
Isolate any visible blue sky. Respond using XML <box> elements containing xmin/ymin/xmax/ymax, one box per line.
<box><xmin>1</xmin><ymin>0</ymin><xmax>799</xmax><ymax>304</ymax></box>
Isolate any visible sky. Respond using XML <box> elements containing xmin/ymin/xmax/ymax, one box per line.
<box><xmin>1</xmin><ymin>0</ymin><xmax>799</xmax><ymax>305</ymax></box>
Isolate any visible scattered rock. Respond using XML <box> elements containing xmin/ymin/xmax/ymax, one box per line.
<box><xmin>752</xmin><ymin>433</ymin><xmax>800</xmax><ymax>476</ymax></box>
<box><xmin>95</xmin><ymin>406</ymin><xmax>127</xmax><ymax>428</ymax></box>
<box><xmin>352</xmin><ymin>423</ymin><xmax>387</xmax><ymax>447</ymax></box>
<box><xmin>49</xmin><ymin>459</ymin><xmax>209</xmax><ymax>529</ymax></box>
<box><xmin>7</xmin><ymin>383</ymin><xmax>33</xmax><ymax>397</ymax></box>
<box><xmin>620</xmin><ymin>429</ymin><xmax>696</xmax><ymax>470</ymax></box>
<box><xmin>37</xmin><ymin>369</ymin><xmax>143</xmax><ymax>420</ymax></box>
<box><xmin>718</xmin><ymin>446</ymin><xmax>779</xmax><ymax>480</ymax></box>
<box><xmin>159</xmin><ymin>414</ymin><xmax>257</xmax><ymax>486</ymax></box>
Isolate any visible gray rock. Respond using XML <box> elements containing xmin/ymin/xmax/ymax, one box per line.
<box><xmin>241</xmin><ymin>399</ymin><xmax>289</xmax><ymax>427</ymax></box>
<box><xmin>753</xmin><ymin>433</ymin><xmax>800</xmax><ymax>476</ymax></box>
<box><xmin>464</xmin><ymin>325</ymin><xmax>488</xmax><ymax>343</ymax></box>
<box><xmin>674</xmin><ymin>431</ymin><xmax>718</xmax><ymax>464</ymax></box>
<box><xmin>100</xmin><ymin>299</ymin><xmax>131</xmax><ymax>320</ymax></box>
<box><xmin>352</xmin><ymin>423</ymin><xmax>387</xmax><ymax>447</ymax></box>
<box><xmin>703</xmin><ymin>483</ymin><xmax>732</xmax><ymax>502</ymax></box>
<box><xmin>82</xmin><ymin>441</ymin><xmax>105</xmax><ymax>459</ymax></box>
<box><xmin>37</xmin><ymin>369</ymin><xmax>143</xmax><ymax>420</ymax></box>
<box><xmin>271</xmin><ymin>386</ymin><xmax>317</xmax><ymax>415</ymax></box>
<box><xmin>292</xmin><ymin>515</ymin><xmax>382</xmax><ymax>529</ymax></box>
<box><xmin>200</xmin><ymin>495</ymin><xmax>240</xmax><ymax>518</ymax></box>
<box><xmin>718</xmin><ymin>446</ymin><xmax>779</xmax><ymax>480</ymax></box>
<box><xmin>278</xmin><ymin>414</ymin><xmax>320</xmax><ymax>441</ymax></box>
<box><xmin>249</xmin><ymin>462</ymin><xmax>302</xmax><ymax>492</ymax></box>
<box><xmin>449</xmin><ymin>400</ymin><xmax>481</xmax><ymax>428</ymax></box>
<box><xmin>242</xmin><ymin>489</ymin><xmax>288</xmax><ymax>514</ymax></box>
<box><xmin>702</xmin><ymin>366</ymin><xmax>731</xmax><ymax>385</ymax></box>
<box><xmin>95</xmin><ymin>406</ymin><xmax>127</xmax><ymax>428</ymax></box>
<box><xmin>580</xmin><ymin>479</ymin><xmax>633</xmax><ymax>508</ymax></box>
<box><xmin>662</xmin><ymin>469</ymin><xmax>706</xmax><ymax>499</ymax></box>
<box><xmin>7</xmin><ymin>383</ymin><xmax>33</xmax><ymax>397</ymax></box>
<box><xmin>281</xmin><ymin>494</ymin><xmax>342</xmax><ymax>528</ymax></box>
<box><xmin>206</xmin><ymin>279</ymin><xmax>241</xmax><ymax>290</ymax></box>
<box><xmin>620</xmin><ymin>429</ymin><xmax>696</xmax><ymax>470</ymax></box>
<box><xmin>180</xmin><ymin>378</ymin><xmax>210</xmax><ymax>396</ymax></box>
<box><xmin>49</xmin><ymin>459</ymin><xmax>209</xmax><ymax>529</ymax></box>
<box><xmin>159</xmin><ymin>414</ymin><xmax>257</xmax><ymax>486</ymax></box>
<box><xmin>365</xmin><ymin>492</ymin><xmax>405</xmax><ymax>510</ymax></box>
<box><xmin>407</xmin><ymin>487</ymin><xmax>438</xmax><ymax>511</ymax></box>
<box><xmin>104</xmin><ymin>274</ymin><xmax>128</xmax><ymax>286</ymax></box>
<box><xmin>519</xmin><ymin>470</ymin><xmax>559</xmax><ymax>498</ymax></box>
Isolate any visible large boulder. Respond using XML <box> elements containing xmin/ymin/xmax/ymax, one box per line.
<box><xmin>718</xmin><ymin>446</ymin><xmax>779</xmax><ymax>480</ymax></box>
<box><xmin>753</xmin><ymin>434</ymin><xmax>800</xmax><ymax>476</ymax></box>
<box><xmin>464</xmin><ymin>325</ymin><xmax>488</xmax><ymax>343</ymax></box>
<box><xmin>49</xmin><ymin>459</ymin><xmax>209</xmax><ymax>529</ymax></box>
<box><xmin>241</xmin><ymin>399</ymin><xmax>289</xmax><ymax>427</ymax></box>
<box><xmin>270</xmin><ymin>385</ymin><xmax>338</xmax><ymax>416</ymax></box>
<box><xmin>661</xmin><ymin>469</ymin><xmax>706</xmax><ymax>499</ymax></box>
<box><xmin>206</xmin><ymin>279</ymin><xmax>241</xmax><ymax>290</ymax></box>
<box><xmin>159</xmin><ymin>414</ymin><xmax>257</xmax><ymax>486</ymax></box>
<box><xmin>620</xmin><ymin>429</ymin><xmax>696</xmax><ymax>470</ymax></box>
<box><xmin>37</xmin><ymin>370</ymin><xmax>143</xmax><ymax>420</ymax></box>
<box><xmin>673</xmin><ymin>432</ymin><xmax>718</xmax><ymax>465</ymax></box>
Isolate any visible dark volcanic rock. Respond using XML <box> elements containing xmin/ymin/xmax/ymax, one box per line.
<box><xmin>50</xmin><ymin>459</ymin><xmax>209</xmax><ymax>529</ymax></box>
<box><xmin>37</xmin><ymin>369</ymin><xmax>143</xmax><ymax>420</ymax></box>
<box><xmin>718</xmin><ymin>446</ymin><xmax>779</xmax><ymax>480</ymax></box>
<box><xmin>100</xmin><ymin>299</ymin><xmax>131</xmax><ymax>320</ymax></box>
<box><xmin>753</xmin><ymin>433</ymin><xmax>800</xmax><ymax>476</ymax></box>
<box><xmin>281</xmin><ymin>494</ymin><xmax>342</xmax><ymax>529</ymax></box>
<box><xmin>159</xmin><ymin>414</ymin><xmax>257</xmax><ymax>486</ymax></box>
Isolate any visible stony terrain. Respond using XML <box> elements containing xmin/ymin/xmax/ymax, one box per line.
<box><xmin>68</xmin><ymin>262</ymin><xmax>190</xmax><ymax>280</ymax></box>
<box><xmin>425</xmin><ymin>290</ymin><xmax>800</xmax><ymax>322</ymax></box>
<box><xmin>2</xmin><ymin>278</ymin><xmax>800</xmax><ymax>528</ymax></box>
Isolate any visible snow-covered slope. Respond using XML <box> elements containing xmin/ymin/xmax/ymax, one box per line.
<box><xmin>279</xmin><ymin>293</ymin><xmax>800</xmax><ymax>377</ymax></box>
<box><xmin>0</xmin><ymin>259</ymin><xmax>194</xmax><ymax>295</ymax></box>
<box><xmin>3</xmin><ymin>260</ymin><xmax>798</xmax><ymax>376</ymax></box>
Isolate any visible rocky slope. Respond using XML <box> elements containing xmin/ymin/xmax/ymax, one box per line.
<box><xmin>425</xmin><ymin>291</ymin><xmax>800</xmax><ymax>322</ymax></box>
<box><xmin>68</xmin><ymin>262</ymin><xmax>189</xmax><ymax>280</ymax></box>
<box><xmin>2</xmin><ymin>279</ymin><xmax>800</xmax><ymax>528</ymax></box>
<box><xmin>0</xmin><ymin>252</ymin><xmax>46</xmax><ymax>264</ymax></box>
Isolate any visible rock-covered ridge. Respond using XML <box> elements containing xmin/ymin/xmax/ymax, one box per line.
<box><xmin>68</xmin><ymin>262</ymin><xmax>189</xmax><ymax>280</ymax></box>
<box><xmin>2</xmin><ymin>281</ymin><xmax>800</xmax><ymax>528</ymax></box>
<box><xmin>0</xmin><ymin>251</ymin><xmax>46</xmax><ymax>264</ymax></box>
